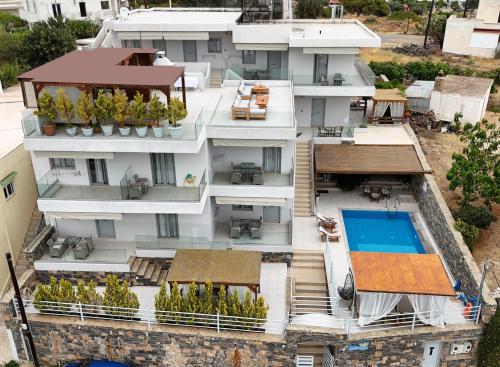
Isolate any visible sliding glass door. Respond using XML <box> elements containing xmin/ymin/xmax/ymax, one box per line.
<box><xmin>156</xmin><ymin>214</ymin><xmax>179</xmax><ymax>238</ymax></box>
<box><xmin>150</xmin><ymin>153</ymin><xmax>176</xmax><ymax>186</ymax></box>
<box><xmin>263</xmin><ymin>147</ymin><xmax>282</xmax><ymax>173</ymax></box>
<box><xmin>88</xmin><ymin>159</ymin><xmax>109</xmax><ymax>185</ymax></box>
<box><xmin>313</xmin><ymin>54</ymin><xmax>329</xmax><ymax>83</ymax></box>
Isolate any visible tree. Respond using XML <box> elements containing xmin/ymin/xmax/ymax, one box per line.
<box><xmin>102</xmin><ymin>275</ymin><xmax>140</xmax><ymax>317</ymax></box>
<box><xmin>165</xmin><ymin>97</ymin><xmax>187</xmax><ymax>127</ymax></box>
<box><xmin>0</xmin><ymin>30</ymin><xmax>25</xmax><ymax>65</ymax></box>
<box><xmin>447</xmin><ymin>120</ymin><xmax>499</xmax><ymax>208</ymax></box>
<box><xmin>148</xmin><ymin>95</ymin><xmax>167</xmax><ymax>128</ymax></box>
<box><xmin>200</xmin><ymin>281</ymin><xmax>214</xmax><ymax>314</ymax></box>
<box><xmin>294</xmin><ymin>0</ymin><xmax>321</xmax><ymax>19</ymax></box>
<box><xmin>343</xmin><ymin>0</ymin><xmax>389</xmax><ymax>16</ymax></box>
<box><xmin>477</xmin><ymin>308</ymin><xmax>500</xmax><ymax>367</ymax></box>
<box><xmin>64</xmin><ymin>19</ymin><xmax>100</xmax><ymax>39</ymax></box>
<box><xmin>35</xmin><ymin>91</ymin><xmax>57</xmax><ymax>126</ymax></box>
<box><xmin>33</xmin><ymin>277</ymin><xmax>76</xmax><ymax>313</ymax></box>
<box><xmin>154</xmin><ymin>282</ymin><xmax>171</xmax><ymax>323</ymax></box>
<box><xmin>450</xmin><ymin>1</ymin><xmax>461</xmax><ymax>12</ymax></box>
<box><xmin>94</xmin><ymin>89</ymin><xmax>114</xmax><ymax>122</ymax></box>
<box><xmin>112</xmin><ymin>88</ymin><xmax>129</xmax><ymax>128</ymax></box>
<box><xmin>227</xmin><ymin>289</ymin><xmax>241</xmax><ymax>317</ymax></box>
<box><xmin>183</xmin><ymin>282</ymin><xmax>200</xmax><ymax>323</ymax></box>
<box><xmin>169</xmin><ymin>282</ymin><xmax>182</xmax><ymax>322</ymax></box>
<box><xmin>215</xmin><ymin>285</ymin><xmax>228</xmax><ymax>316</ymax></box>
<box><xmin>428</xmin><ymin>12</ymin><xmax>449</xmax><ymax>48</ymax></box>
<box><xmin>55</xmin><ymin>88</ymin><xmax>74</xmax><ymax>128</ymax></box>
<box><xmin>76</xmin><ymin>280</ymin><xmax>102</xmax><ymax>314</ymax></box>
<box><xmin>19</xmin><ymin>17</ymin><xmax>76</xmax><ymax>68</ymax></box>
<box><xmin>129</xmin><ymin>91</ymin><xmax>147</xmax><ymax>128</ymax></box>
<box><xmin>76</xmin><ymin>91</ymin><xmax>94</xmax><ymax>128</ymax></box>
<box><xmin>254</xmin><ymin>296</ymin><xmax>268</xmax><ymax>321</ymax></box>
<box><xmin>240</xmin><ymin>291</ymin><xmax>255</xmax><ymax>321</ymax></box>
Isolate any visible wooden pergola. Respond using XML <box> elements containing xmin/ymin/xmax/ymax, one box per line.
<box><xmin>18</xmin><ymin>48</ymin><xmax>187</xmax><ymax>108</ymax></box>
<box><xmin>370</xmin><ymin>88</ymin><xmax>408</xmax><ymax>124</ymax></box>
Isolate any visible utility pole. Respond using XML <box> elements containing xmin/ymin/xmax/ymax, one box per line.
<box><xmin>463</xmin><ymin>0</ymin><xmax>469</xmax><ymax>17</ymax></box>
<box><xmin>423</xmin><ymin>0</ymin><xmax>436</xmax><ymax>48</ymax></box>
<box><xmin>6</xmin><ymin>253</ymin><xmax>40</xmax><ymax>367</ymax></box>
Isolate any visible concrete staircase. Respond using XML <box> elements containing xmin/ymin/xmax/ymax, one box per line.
<box><xmin>14</xmin><ymin>207</ymin><xmax>44</xmax><ymax>278</ymax></box>
<box><xmin>297</xmin><ymin>343</ymin><xmax>324</xmax><ymax>367</ymax></box>
<box><xmin>128</xmin><ymin>256</ymin><xmax>168</xmax><ymax>285</ymax></box>
<box><xmin>210</xmin><ymin>69</ymin><xmax>224</xmax><ymax>88</ymax></box>
<box><xmin>294</xmin><ymin>141</ymin><xmax>313</xmax><ymax>217</ymax></box>
<box><xmin>291</xmin><ymin>251</ymin><xmax>328</xmax><ymax>315</ymax></box>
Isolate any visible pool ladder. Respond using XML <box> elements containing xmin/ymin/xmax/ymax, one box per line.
<box><xmin>385</xmin><ymin>196</ymin><xmax>401</xmax><ymax>212</ymax></box>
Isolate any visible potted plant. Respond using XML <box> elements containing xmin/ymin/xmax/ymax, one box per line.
<box><xmin>148</xmin><ymin>95</ymin><xmax>167</xmax><ymax>138</ymax></box>
<box><xmin>76</xmin><ymin>91</ymin><xmax>94</xmax><ymax>137</ymax></box>
<box><xmin>55</xmin><ymin>88</ymin><xmax>76</xmax><ymax>136</ymax></box>
<box><xmin>129</xmin><ymin>91</ymin><xmax>148</xmax><ymax>138</ymax></box>
<box><xmin>94</xmin><ymin>89</ymin><xmax>115</xmax><ymax>136</ymax></box>
<box><xmin>34</xmin><ymin>91</ymin><xmax>57</xmax><ymax>136</ymax></box>
<box><xmin>112</xmin><ymin>88</ymin><xmax>130</xmax><ymax>136</ymax></box>
<box><xmin>166</xmin><ymin>97</ymin><xmax>187</xmax><ymax>139</ymax></box>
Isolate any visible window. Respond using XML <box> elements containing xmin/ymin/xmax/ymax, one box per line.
<box><xmin>96</xmin><ymin>220</ymin><xmax>116</xmax><ymax>238</ymax></box>
<box><xmin>52</xmin><ymin>3</ymin><xmax>62</xmax><ymax>17</ymax></box>
<box><xmin>232</xmin><ymin>205</ymin><xmax>253</xmax><ymax>211</ymax></box>
<box><xmin>79</xmin><ymin>2</ymin><xmax>87</xmax><ymax>17</ymax></box>
<box><xmin>207</xmin><ymin>37</ymin><xmax>222</xmax><ymax>53</ymax></box>
<box><xmin>50</xmin><ymin>158</ymin><xmax>75</xmax><ymax>169</ymax></box>
<box><xmin>100</xmin><ymin>0</ymin><xmax>109</xmax><ymax>9</ymax></box>
<box><xmin>122</xmin><ymin>39</ymin><xmax>141</xmax><ymax>48</ymax></box>
<box><xmin>3</xmin><ymin>182</ymin><xmax>15</xmax><ymax>200</ymax></box>
<box><xmin>152</xmin><ymin>39</ymin><xmax>167</xmax><ymax>53</ymax></box>
<box><xmin>242</xmin><ymin>50</ymin><xmax>256</xmax><ymax>64</ymax></box>
<box><xmin>156</xmin><ymin>214</ymin><xmax>179</xmax><ymax>238</ymax></box>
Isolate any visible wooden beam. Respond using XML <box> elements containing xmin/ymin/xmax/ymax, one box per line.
<box><xmin>165</xmin><ymin>86</ymin><xmax>171</xmax><ymax>104</ymax></box>
<box><xmin>181</xmin><ymin>74</ymin><xmax>186</xmax><ymax>108</ymax></box>
<box><xmin>20</xmin><ymin>81</ymin><xmax>28</xmax><ymax>108</ymax></box>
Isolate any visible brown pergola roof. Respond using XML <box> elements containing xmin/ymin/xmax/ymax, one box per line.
<box><xmin>166</xmin><ymin>249</ymin><xmax>262</xmax><ymax>292</ymax></box>
<box><xmin>19</xmin><ymin>48</ymin><xmax>185</xmax><ymax>88</ymax></box>
<box><xmin>351</xmin><ymin>252</ymin><xmax>455</xmax><ymax>296</ymax></box>
<box><xmin>373</xmin><ymin>88</ymin><xmax>408</xmax><ymax>102</ymax></box>
<box><xmin>315</xmin><ymin>144</ymin><xmax>427</xmax><ymax>174</ymax></box>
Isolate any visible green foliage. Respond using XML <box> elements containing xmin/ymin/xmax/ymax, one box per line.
<box><xmin>446</xmin><ymin>120</ymin><xmax>499</xmax><ymax>207</ymax></box>
<box><xmin>165</xmin><ymin>97</ymin><xmax>187</xmax><ymax>127</ymax></box>
<box><xmin>364</xmin><ymin>17</ymin><xmax>377</xmax><ymax>23</ymax></box>
<box><xmin>35</xmin><ymin>91</ymin><xmax>57</xmax><ymax>125</ymax></box>
<box><xmin>148</xmin><ymin>95</ymin><xmax>167</xmax><ymax>127</ymax></box>
<box><xmin>94</xmin><ymin>89</ymin><xmax>114</xmax><ymax>122</ymax></box>
<box><xmin>254</xmin><ymin>296</ymin><xmax>268</xmax><ymax>320</ymax></box>
<box><xmin>428</xmin><ymin>12</ymin><xmax>449</xmax><ymax>48</ymax></box>
<box><xmin>449</xmin><ymin>112</ymin><xmax>463</xmax><ymax>132</ymax></box>
<box><xmin>129</xmin><ymin>91</ymin><xmax>147</xmax><ymax>128</ymax></box>
<box><xmin>102</xmin><ymin>275</ymin><xmax>140</xmax><ymax>317</ymax></box>
<box><xmin>200</xmin><ymin>281</ymin><xmax>214</xmax><ymax>314</ymax></box>
<box><xmin>454</xmin><ymin>219</ymin><xmax>479</xmax><ymax>250</ymax></box>
<box><xmin>33</xmin><ymin>277</ymin><xmax>76</xmax><ymax>312</ymax></box>
<box><xmin>169</xmin><ymin>282</ymin><xmax>182</xmax><ymax>313</ymax></box>
<box><xmin>55</xmin><ymin>88</ymin><xmax>74</xmax><ymax>128</ymax></box>
<box><xmin>19</xmin><ymin>18</ymin><xmax>76</xmax><ymax>68</ymax></box>
<box><xmin>389</xmin><ymin>11</ymin><xmax>421</xmax><ymax>22</ymax></box>
<box><xmin>0</xmin><ymin>29</ymin><xmax>26</xmax><ymax>65</ymax></box>
<box><xmin>3</xmin><ymin>360</ymin><xmax>19</xmax><ymax>367</ymax></box>
<box><xmin>112</xmin><ymin>88</ymin><xmax>129</xmax><ymax>128</ymax></box>
<box><xmin>154</xmin><ymin>282</ymin><xmax>170</xmax><ymax>323</ymax></box>
<box><xmin>375</xmin><ymin>80</ymin><xmax>404</xmax><ymax>90</ymax></box>
<box><xmin>76</xmin><ymin>280</ymin><xmax>102</xmax><ymax>314</ymax></box>
<box><xmin>0</xmin><ymin>12</ymin><xmax>27</xmax><ymax>31</ymax></box>
<box><xmin>343</xmin><ymin>0</ymin><xmax>390</xmax><ymax>16</ymax></box>
<box><xmin>294</xmin><ymin>0</ymin><xmax>321</xmax><ymax>18</ymax></box>
<box><xmin>454</xmin><ymin>204</ymin><xmax>497</xmax><ymax>230</ymax></box>
<box><xmin>369</xmin><ymin>61</ymin><xmax>406</xmax><ymax>81</ymax></box>
<box><xmin>227</xmin><ymin>289</ymin><xmax>241</xmax><ymax>317</ymax></box>
<box><xmin>477</xmin><ymin>308</ymin><xmax>500</xmax><ymax>367</ymax></box>
<box><xmin>76</xmin><ymin>91</ymin><xmax>94</xmax><ymax>128</ymax></box>
<box><xmin>0</xmin><ymin>63</ymin><xmax>25</xmax><ymax>88</ymax></box>
<box><xmin>450</xmin><ymin>1</ymin><xmax>461</xmax><ymax>11</ymax></box>
<box><xmin>216</xmin><ymin>285</ymin><xmax>228</xmax><ymax>316</ymax></box>
<box><xmin>183</xmin><ymin>282</ymin><xmax>200</xmax><ymax>323</ymax></box>
<box><xmin>240</xmin><ymin>291</ymin><xmax>255</xmax><ymax>319</ymax></box>
<box><xmin>64</xmin><ymin>19</ymin><xmax>100</xmax><ymax>39</ymax></box>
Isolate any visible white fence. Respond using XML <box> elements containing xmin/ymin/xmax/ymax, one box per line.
<box><xmin>14</xmin><ymin>299</ymin><xmax>286</xmax><ymax>335</ymax></box>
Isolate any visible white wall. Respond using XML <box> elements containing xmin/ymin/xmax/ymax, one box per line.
<box><xmin>288</xmin><ymin>48</ymin><xmax>356</xmax><ymax>76</ymax></box>
<box><xmin>294</xmin><ymin>96</ymin><xmax>351</xmax><ymax>127</ymax></box>
<box><xmin>476</xmin><ymin>0</ymin><xmax>500</xmax><ymax>23</ymax></box>
<box><xmin>429</xmin><ymin>91</ymin><xmax>489</xmax><ymax>123</ymax></box>
<box><xmin>443</xmin><ymin>18</ymin><xmax>475</xmax><ymax>56</ymax></box>
<box><xmin>20</xmin><ymin>0</ymin><xmax>115</xmax><ymax>24</ymax></box>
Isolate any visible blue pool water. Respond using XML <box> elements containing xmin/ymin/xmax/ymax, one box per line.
<box><xmin>342</xmin><ymin>210</ymin><xmax>425</xmax><ymax>254</ymax></box>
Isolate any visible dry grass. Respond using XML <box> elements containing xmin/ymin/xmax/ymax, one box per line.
<box><xmin>354</xmin><ymin>15</ymin><xmax>423</xmax><ymax>34</ymax></box>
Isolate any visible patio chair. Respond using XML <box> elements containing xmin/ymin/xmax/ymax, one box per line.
<box><xmin>338</xmin><ymin>269</ymin><xmax>355</xmax><ymax>310</ymax></box>
<box><xmin>370</xmin><ymin>186</ymin><xmax>382</xmax><ymax>201</ymax></box>
<box><xmin>128</xmin><ymin>184</ymin><xmax>143</xmax><ymax>200</ymax></box>
<box><xmin>73</xmin><ymin>237</ymin><xmax>95</xmax><ymax>260</ymax></box>
<box><xmin>252</xmin><ymin>167</ymin><xmax>263</xmax><ymax>185</ymax></box>
<box><xmin>230</xmin><ymin>219</ymin><xmax>241</xmax><ymax>239</ymax></box>
<box><xmin>133</xmin><ymin>174</ymin><xmax>149</xmax><ymax>194</ymax></box>
<box><xmin>319</xmin><ymin>226</ymin><xmax>340</xmax><ymax>242</ymax></box>
<box><xmin>382</xmin><ymin>185</ymin><xmax>392</xmax><ymax>199</ymax></box>
<box><xmin>250</xmin><ymin>217</ymin><xmax>263</xmax><ymax>239</ymax></box>
<box><xmin>48</xmin><ymin>238</ymin><xmax>66</xmax><ymax>258</ymax></box>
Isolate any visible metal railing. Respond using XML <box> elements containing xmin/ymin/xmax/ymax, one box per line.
<box><xmin>324</xmin><ymin>241</ymin><xmax>340</xmax><ymax>316</ymax></box>
<box><xmin>290</xmin><ymin>296</ymin><xmax>335</xmax><ymax>317</ymax></box>
<box><xmin>14</xmin><ymin>299</ymin><xmax>286</xmax><ymax>335</ymax></box>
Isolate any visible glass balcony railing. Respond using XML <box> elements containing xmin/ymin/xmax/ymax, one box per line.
<box><xmin>22</xmin><ymin>108</ymin><xmax>207</xmax><ymax>141</ymax></box>
<box><xmin>135</xmin><ymin>235</ymin><xmax>229</xmax><ymax>250</ymax></box>
<box><xmin>225</xmin><ymin>65</ymin><xmax>291</xmax><ymax>81</ymax></box>
<box><xmin>36</xmin><ymin>169</ymin><xmax>207</xmax><ymax>202</ymax></box>
<box><xmin>292</xmin><ymin>73</ymin><xmax>373</xmax><ymax>87</ymax></box>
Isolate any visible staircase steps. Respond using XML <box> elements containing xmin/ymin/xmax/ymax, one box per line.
<box><xmin>150</xmin><ymin>266</ymin><xmax>162</xmax><ymax>283</ymax></box>
<box><xmin>297</xmin><ymin>344</ymin><xmax>324</xmax><ymax>367</ymax></box>
<box><xmin>158</xmin><ymin>270</ymin><xmax>168</xmax><ymax>284</ymax></box>
<box><xmin>137</xmin><ymin>260</ymin><xmax>150</xmax><ymax>277</ymax></box>
<box><xmin>130</xmin><ymin>257</ymin><xmax>143</xmax><ymax>273</ymax></box>
<box><xmin>294</xmin><ymin>141</ymin><xmax>313</xmax><ymax>217</ymax></box>
<box><xmin>144</xmin><ymin>263</ymin><xmax>155</xmax><ymax>279</ymax></box>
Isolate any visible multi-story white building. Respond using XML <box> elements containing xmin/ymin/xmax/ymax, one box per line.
<box><xmin>17</xmin><ymin>0</ymin><xmax>122</xmax><ymax>24</ymax></box>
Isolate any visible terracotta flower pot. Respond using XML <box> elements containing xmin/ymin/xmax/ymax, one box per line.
<box><xmin>42</xmin><ymin>124</ymin><xmax>56</xmax><ymax>136</ymax></box>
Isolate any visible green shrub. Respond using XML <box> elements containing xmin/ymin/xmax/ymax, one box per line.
<box><xmin>227</xmin><ymin>289</ymin><xmax>241</xmax><ymax>317</ymax></box>
<box><xmin>199</xmin><ymin>281</ymin><xmax>214</xmax><ymax>314</ymax></box>
<box><xmin>33</xmin><ymin>277</ymin><xmax>76</xmax><ymax>312</ymax></box>
<box><xmin>389</xmin><ymin>10</ymin><xmax>420</xmax><ymax>21</ymax></box>
<box><xmin>0</xmin><ymin>63</ymin><xmax>25</xmax><ymax>88</ymax></box>
<box><xmin>0</xmin><ymin>12</ymin><xmax>27</xmax><ymax>31</ymax></box>
<box><xmin>454</xmin><ymin>219</ymin><xmax>479</xmax><ymax>250</ymax></box>
<box><xmin>477</xmin><ymin>308</ymin><xmax>500</xmax><ymax>367</ymax></box>
<box><xmin>154</xmin><ymin>282</ymin><xmax>170</xmax><ymax>323</ymax></box>
<box><xmin>4</xmin><ymin>360</ymin><xmax>19</xmax><ymax>367</ymax></box>
<box><xmin>455</xmin><ymin>205</ymin><xmax>496</xmax><ymax>229</ymax></box>
<box><xmin>365</xmin><ymin>17</ymin><xmax>377</xmax><ymax>23</ymax></box>
<box><xmin>375</xmin><ymin>80</ymin><xmax>404</xmax><ymax>90</ymax></box>
<box><xmin>76</xmin><ymin>280</ymin><xmax>102</xmax><ymax>314</ymax></box>
<box><xmin>369</xmin><ymin>61</ymin><xmax>406</xmax><ymax>81</ymax></box>
<box><xmin>64</xmin><ymin>19</ymin><xmax>100</xmax><ymax>39</ymax></box>
<box><xmin>183</xmin><ymin>282</ymin><xmax>200</xmax><ymax>323</ymax></box>
<box><xmin>102</xmin><ymin>275</ymin><xmax>139</xmax><ymax>317</ymax></box>
<box><xmin>216</xmin><ymin>285</ymin><xmax>228</xmax><ymax>316</ymax></box>
<box><xmin>254</xmin><ymin>296</ymin><xmax>269</xmax><ymax>321</ymax></box>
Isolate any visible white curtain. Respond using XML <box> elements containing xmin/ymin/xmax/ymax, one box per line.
<box><xmin>407</xmin><ymin>295</ymin><xmax>447</xmax><ymax>327</ymax></box>
<box><xmin>374</xmin><ymin>101</ymin><xmax>390</xmax><ymax>117</ymax></box>
<box><xmin>358</xmin><ymin>292</ymin><xmax>403</xmax><ymax>326</ymax></box>
<box><xmin>390</xmin><ymin>102</ymin><xmax>405</xmax><ymax>118</ymax></box>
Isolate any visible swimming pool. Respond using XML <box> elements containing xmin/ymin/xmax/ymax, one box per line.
<box><xmin>342</xmin><ymin>210</ymin><xmax>425</xmax><ymax>254</ymax></box>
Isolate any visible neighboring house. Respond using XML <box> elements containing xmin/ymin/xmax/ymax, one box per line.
<box><xmin>429</xmin><ymin>74</ymin><xmax>493</xmax><ymax>123</ymax></box>
<box><xmin>405</xmin><ymin>80</ymin><xmax>435</xmax><ymax>113</ymax></box>
<box><xmin>442</xmin><ymin>0</ymin><xmax>500</xmax><ymax>58</ymax></box>
<box><xmin>0</xmin><ymin>85</ymin><xmax>37</xmax><ymax>296</ymax></box>
<box><xmin>17</xmin><ymin>0</ymin><xmax>121</xmax><ymax>24</ymax></box>
<box><xmin>0</xmin><ymin>0</ymin><xmax>23</xmax><ymax>16</ymax></box>
<box><xmin>4</xmin><ymin>8</ymin><xmax>495</xmax><ymax>367</ymax></box>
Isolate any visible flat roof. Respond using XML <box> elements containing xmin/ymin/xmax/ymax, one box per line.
<box><xmin>166</xmin><ymin>249</ymin><xmax>262</xmax><ymax>290</ymax></box>
<box><xmin>0</xmin><ymin>84</ymin><xmax>24</xmax><ymax>159</ymax></box>
<box><xmin>373</xmin><ymin>88</ymin><xmax>407</xmax><ymax>102</ymax></box>
<box><xmin>314</xmin><ymin>144</ymin><xmax>427</xmax><ymax>174</ymax></box>
<box><xmin>437</xmin><ymin>75</ymin><xmax>493</xmax><ymax>97</ymax></box>
<box><xmin>351</xmin><ymin>252</ymin><xmax>455</xmax><ymax>296</ymax></box>
<box><xmin>19</xmin><ymin>48</ymin><xmax>185</xmax><ymax>88</ymax></box>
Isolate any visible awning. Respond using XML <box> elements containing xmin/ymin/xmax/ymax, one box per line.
<box><xmin>0</xmin><ymin>172</ymin><xmax>17</xmax><ymax>188</ymax></box>
<box><xmin>166</xmin><ymin>249</ymin><xmax>262</xmax><ymax>292</ymax></box>
<box><xmin>235</xmin><ymin>43</ymin><xmax>288</xmax><ymax>51</ymax></box>
<box><xmin>351</xmin><ymin>252</ymin><xmax>455</xmax><ymax>296</ymax></box>
<box><xmin>47</xmin><ymin>212</ymin><xmax>123</xmax><ymax>221</ymax></box>
<box><xmin>303</xmin><ymin>47</ymin><xmax>360</xmax><ymax>54</ymax></box>
<box><xmin>117</xmin><ymin>31</ymin><xmax>209</xmax><ymax>41</ymax></box>
<box><xmin>34</xmin><ymin>151</ymin><xmax>114</xmax><ymax>160</ymax></box>
<box><xmin>314</xmin><ymin>144</ymin><xmax>427</xmax><ymax>174</ymax></box>
<box><xmin>215</xmin><ymin>196</ymin><xmax>286</xmax><ymax>207</ymax></box>
<box><xmin>212</xmin><ymin>139</ymin><xmax>288</xmax><ymax>147</ymax></box>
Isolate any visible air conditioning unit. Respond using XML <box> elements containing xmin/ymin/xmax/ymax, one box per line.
<box><xmin>450</xmin><ymin>342</ymin><xmax>473</xmax><ymax>355</ymax></box>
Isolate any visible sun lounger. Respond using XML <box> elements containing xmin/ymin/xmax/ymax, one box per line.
<box><xmin>316</xmin><ymin>213</ymin><xmax>337</xmax><ymax>225</ymax></box>
<box><xmin>319</xmin><ymin>226</ymin><xmax>340</xmax><ymax>242</ymax></box>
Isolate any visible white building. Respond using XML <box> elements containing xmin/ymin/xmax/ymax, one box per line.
<box><xmin>442</xmin><ymin>0</ymin><xmax>500</xmax><ymax>58</ymax></box>
<box><xmin>0</xmin><ymin>0</ymin><xmax>23</xmax><ymax>16</ymax></box>
<box><xmin>17</xmin><ymin>0</ymin><xmax>122</xmax><ymax>24</ymax></box>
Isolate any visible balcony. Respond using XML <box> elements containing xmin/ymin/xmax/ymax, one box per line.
<box><xmin>21</xmin><ymin>106</ymin><xmax>209</xmax><ymax>154</ymax></box>
<box><xmin>36</xmin><ymin>169</ymin><xmax>208</xmax><ymax>214</ymax></box>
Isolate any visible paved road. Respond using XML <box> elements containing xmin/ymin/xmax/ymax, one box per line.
<box><xmin>376</xmin><ymin>32</ymin><xmax>425</xmax><ymax>46</ymax></box>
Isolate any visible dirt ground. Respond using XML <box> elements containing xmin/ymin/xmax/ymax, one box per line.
<box><xmin>354</xmin><ymin>15</ymin><xmax>424</xmax><ymax>34</ymax></box>
<box><xmin>415</xmin><ymin>111</ymin><xmax>500</xmax><ymax>294</ymax></box>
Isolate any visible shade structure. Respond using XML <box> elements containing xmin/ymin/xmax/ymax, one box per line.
<box><xmin>350</xmin><ymin>252</ymin><xmax>455</xmax><ymax>296</ymax></box>
<box><xmin>314</xmin><ymin>144</ymin><xmax>427</xmax><ymax>174</ymax></box>
<box><xmin>34</xmin><ymin>151</ymin><xmax>115</xmax><ymax>160</ymax></box>
<box><xmin>166</xmin><ymin>249</ymin><xmax>262</xmax><ymax>293</ymax></box>
<box><xmin>373</xmin><ymin>88</ymin><xmax>408</xmax><ymax>102</ymax></box>
<box><xmin>212</xmin><ymin>139</ymin><xmax>288</xmax><ymax>148</ymax></box>
<box><xmin>215</xmin><ymin>196</ymin><xmax>286</xmax><ymax>207</ymax></box>
<box><xmin>47</xmin><ymin>212</ymin><xmax>123</xmax><ymax>221</ymax></box>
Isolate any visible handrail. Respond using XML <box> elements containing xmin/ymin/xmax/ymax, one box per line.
<box><xmin>309</xmin><ymin>140</ymin><xmax>315</xmax><ymax>215</ymax></box>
